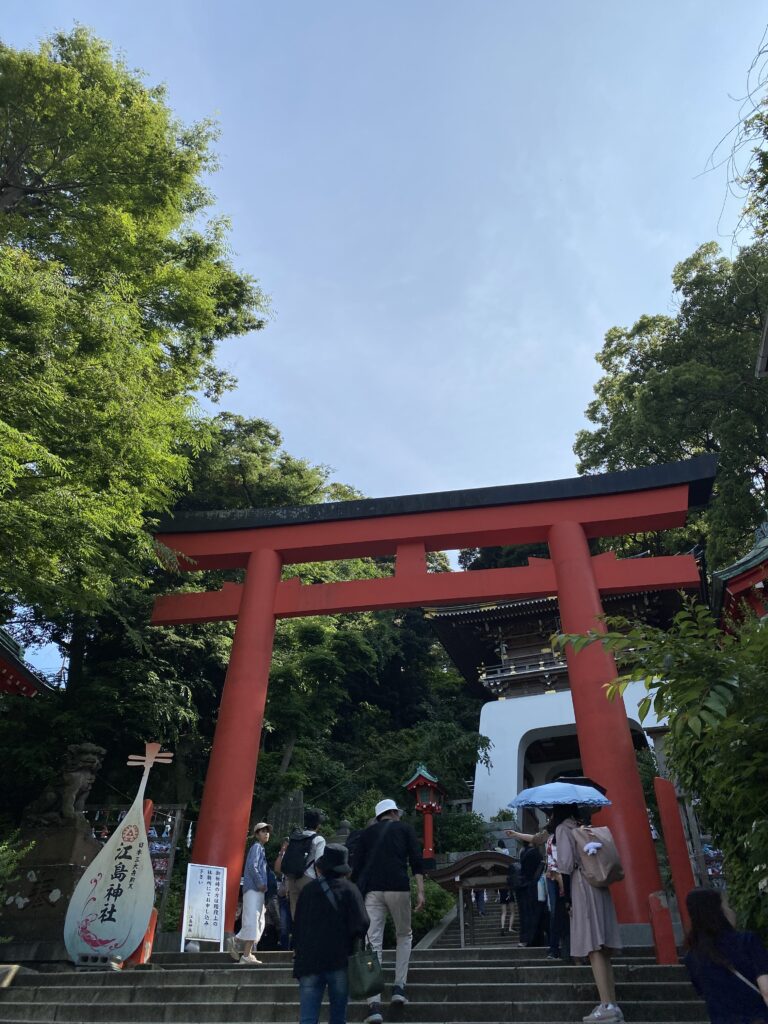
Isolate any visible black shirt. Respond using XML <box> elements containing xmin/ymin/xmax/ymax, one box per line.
<box><xmin>292</xmin><ymin>876</ymin><xmax>370</xmax><ymax>978</ymax></box>
<box><xmin>353</xmin><ymin>819</ymin><xmax>423</xmax><ymax>893</ymax></box>
<box><xmin>684</xmin><ymin>930</ymin><xmax>768</xmax><ymax>1024</ymax></box>
<box><xmin>520</xmin><ymin>845</ymin><xmax>543</xmax><ymax>887</ymax></box>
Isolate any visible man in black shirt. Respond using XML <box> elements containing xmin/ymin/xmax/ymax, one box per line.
<box><xmin>353</xmin><ymin>798</ymin><xmax>424</xmax><ymax>1023</ymax></box>
<box><xmin>518</xmin><ymin>839</ymin><xmax>544</xmax><ymax>946</ymax></box>
<box><xmin>293</xmin><ymin>844</ymin><xmax>369</xmax><ymax>1024</ymax></box>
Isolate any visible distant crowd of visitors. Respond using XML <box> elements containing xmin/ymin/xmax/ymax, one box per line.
<box><xmin>223</xmin><ymin>801</ymin><xmax>768</xmax><ymax>1024</ymax></box>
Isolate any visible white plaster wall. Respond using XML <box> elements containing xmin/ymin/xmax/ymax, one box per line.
<box><xmin>471</xmin><ymin>683</ymin><xmax>663</xmax><ymax>821</ymax></box>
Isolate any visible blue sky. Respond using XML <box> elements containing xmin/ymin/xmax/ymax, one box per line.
<box><xmin>7</xmin><ymin>1</ymin><xmax>767</xmax><ymax>505</ymax></box>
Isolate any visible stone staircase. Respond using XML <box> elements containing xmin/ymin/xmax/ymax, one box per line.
<box><xmin>0</xmin><ymin>945</ymin><xmax>707</xmax><ymax>1024</ymax></box>
<box><xmin>435</xmin><ymin>902</ymin><xmax>522</xmax><ymax>947</ymax></box>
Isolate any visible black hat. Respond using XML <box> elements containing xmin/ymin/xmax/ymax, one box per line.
<box><xmin>316</xmin><ymin>843</ymin><xmax>352</xmax><ymax>876</ymax></box>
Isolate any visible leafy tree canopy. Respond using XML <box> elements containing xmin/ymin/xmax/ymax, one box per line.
<box><xmin>574</xmin><ymin>241</ymin><xmax>768</xmax><ymax>568</ymax></box>
<box><xmin>0</xmin><ymin>29</ymin><xmax>267</xmax><ymax>617</ymax></box>
<box><xmin>0</xmin><ymin>416</ymin><xmax>489</xmax><ymax>827</ymax></box>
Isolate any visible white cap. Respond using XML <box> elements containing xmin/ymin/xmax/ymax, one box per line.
<box><xmin>375</xmin><ymin>798</ymin><xmax>401</xmax><ymax>818</ymax></box>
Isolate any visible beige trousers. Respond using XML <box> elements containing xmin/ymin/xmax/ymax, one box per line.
<box><xmin>286</xmin><ymin>874</ymin><xmax>312</xmax><ymax>918</ymax></box>
<box><xmin>364</xmin><ymin>889</ymin><xmax>413</xmax><ymax>1002</ymax></box>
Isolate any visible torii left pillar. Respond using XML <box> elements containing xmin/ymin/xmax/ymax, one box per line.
<box><xmin>192</xmin><ymin>548</ymin><xmax>281</xmax><ymax>932</ymax></box>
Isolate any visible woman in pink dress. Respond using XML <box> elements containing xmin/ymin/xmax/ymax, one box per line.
<box><xmin>554</xmin><ymin>804</ymin><xmax>623</xmax><ymax>1023</ymax></box>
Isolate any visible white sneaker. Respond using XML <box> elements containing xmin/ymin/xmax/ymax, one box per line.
<box><xmin>582</xmin><ymin>1005</ymin><xmax>623</xmax><ymax>1023</ymax></box>
<box><xmin>226</xmin><ymin>936</ymin><xmax>240</xmax><ymax>962</ymax></box>
<box><xmin>239</xmin><ymin>953</ymin><xmax>262</xmax><ymax>965</ymax></box>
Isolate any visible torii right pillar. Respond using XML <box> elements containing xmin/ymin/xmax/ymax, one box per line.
<box><xmin>548</xmin><ymin>521</ymin><xmax>666</xmax><ymax>929</ymax></box>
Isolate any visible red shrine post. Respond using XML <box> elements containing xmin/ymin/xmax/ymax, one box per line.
<box><xmin>404</xmin><ymin>765</ymin><xmax>445</xmax><ymax>870</ymax></box>
<box><xmin>151</xmin><ymin>456</ymin><xmax>716</xmax><ymax>943</ymax></box>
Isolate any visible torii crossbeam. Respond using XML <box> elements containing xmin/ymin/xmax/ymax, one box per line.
<box><xmin>152</xmin><ymin>455</ymin><xmax>716</xmax><ymax>933</ymax></box>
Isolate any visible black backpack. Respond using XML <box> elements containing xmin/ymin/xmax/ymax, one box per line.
<box><xmin>344</xmin><ymin>828</ymin><xmax>364</xmax><ymax>874</ymax></box>
<box><xmin>281</xmin><ymin>831</ymin><xmax>317</xmax><ymax>880</ymax></box>
<box><xmin>507</xmin><ymin>861</ymin><xmax>525</xmax><ymax>891</ymax></box>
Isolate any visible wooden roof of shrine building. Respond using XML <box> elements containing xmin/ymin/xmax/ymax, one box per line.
<box><xmin>429</xmin><ymin>851</ymin><xmax>514</xmax><ymax>892</ymax></box>
<box><xmin>427</xmin><ymin>588</ymin><xmax>693</xmax><ymax>690</ymax></box>
<box><xmin>0</xmin><ymin>627</ymin><xmax>53</xmax><ymax>698</ymax></box>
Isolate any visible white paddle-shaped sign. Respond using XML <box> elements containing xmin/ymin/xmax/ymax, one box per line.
<box><xmin>64</xmin><ymin>743</ymin><xmax>172</xmax><ymax>963</ymax></box>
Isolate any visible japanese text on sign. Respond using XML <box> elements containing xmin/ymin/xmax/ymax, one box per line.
<box><xmin>181</xmin><ymin>864</ymin><xmax>226</xmax><ymax>951</ymax></box>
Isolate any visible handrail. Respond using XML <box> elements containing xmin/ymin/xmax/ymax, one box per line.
<box><xmin>479</xmin><ymin>650</ymin><xmax>567</xmax><ymax>681</ymax></box>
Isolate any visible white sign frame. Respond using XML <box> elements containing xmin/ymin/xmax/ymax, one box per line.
<box><xmin>181</xmin><ymin>863</ymin><xmax>227</xmax><ymax>951</ymax></box>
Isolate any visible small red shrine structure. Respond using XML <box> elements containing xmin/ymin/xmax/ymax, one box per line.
<box><xmin>404</xmin><ymin>764</ymin><xmax>445</xmax><ymax>868</ymax></box>
<box><xmin>151</xmin><ymin>455</ymin><xmax>716</xmax><ymax>938</ymax></box>
<box><xmin>711</xmin><ymin>524</ymin><xmax>768</xmax><ymax>622</ymax></box>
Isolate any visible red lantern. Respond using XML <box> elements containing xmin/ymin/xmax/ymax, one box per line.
<box><xmin>404</xmin><ymin>765</ymin><xmax>445</xmax><ymax>869</ymax></box>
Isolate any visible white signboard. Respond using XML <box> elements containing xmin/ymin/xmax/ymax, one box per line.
<box><xmin>181</xmin><ymin>863</ymin><xmax>226</xmax><ymax>950</ymax></box>
<box><xmin>64</xmin><ymin>743</ymin><xmax>172</xmax><ymax>963</ymax></box>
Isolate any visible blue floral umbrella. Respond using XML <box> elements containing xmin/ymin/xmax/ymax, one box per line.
<box><xmin>508</xmin><ymin>781</ymin><xmax>611</xmax><ymax>809</ymax></box>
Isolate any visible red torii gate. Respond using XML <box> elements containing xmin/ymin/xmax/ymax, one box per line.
<box><xmin>152</xmin><ymin>455</ymin><xmax>716</xmax><ymax>934</ymax></box>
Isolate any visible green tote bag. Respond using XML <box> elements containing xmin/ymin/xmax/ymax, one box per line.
<box><xmin>347</xmin><ymin>939</ymin><xmax>384</xmax><ymax>1000</ymax></box>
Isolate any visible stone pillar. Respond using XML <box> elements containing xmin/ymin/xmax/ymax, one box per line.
<box><xmin>654</xmin><ymin>776</ymin><xmax>696</xmax><ymax>934</ymax></box>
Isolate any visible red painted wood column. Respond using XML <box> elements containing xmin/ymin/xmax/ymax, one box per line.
<box><xmin>548</xmin><ymin>520</ymin><xmax>662</xmax><ymax>924</ymax></box>
<box><xmin>654</xmin><ymin>777</ymin><xmax>695</xmax><ymax>934</ymax></box>
<box><xmin>191</xmin><ymin>547</ymin><xmax>281</xmax><ymax>931</ymax></box>
<box><xmin>422</xmin><ymin>811</ymin><xmax>434</xmax><ymax>863</ymax></box>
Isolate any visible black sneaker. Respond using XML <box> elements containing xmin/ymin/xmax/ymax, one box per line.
<box><xmin>391</xmin><ymin>985</ymin><xmax>409</xmax><ymax>1005</ymax></box>
<box><xmin>365</xmin><ymin>1003</ymin><xmax>384</xmax><ymax>1024</ymax></box>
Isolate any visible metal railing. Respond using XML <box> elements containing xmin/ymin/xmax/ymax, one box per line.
<box><xmin>479</xmin><ymin>649</ymin><xmax>567</xmax><ymax>691</ymax></box>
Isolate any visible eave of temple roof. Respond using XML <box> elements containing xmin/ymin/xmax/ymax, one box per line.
<box><xmin>159</xmin><ymin>455</ymin><xmax>717</xmax><ymax>534</ymax></box>
<box><xmin>711</xmin><ymin>531</ymin><xmax>768</xmax><ymax>613</ymax></box>
<box><xmin>0</xmin><ymin>627</ymin><xmax>53</xmax><ymax>698</ymax></box>
<box><xmin>425</xmin><ymin>589</ymin><xmax>668</xmax><ymax>622</ymax></box>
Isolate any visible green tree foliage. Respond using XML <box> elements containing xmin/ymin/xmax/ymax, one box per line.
<box><xmin>0</xmin><ymin>830</ymin><xmax>33</xmax><ymax>940</ymax></box>
<box><xmin>0</xmin><ymin>29</ymin><xmax>489</xmax><ymax>853</ymax></box>
<box><xmin>0</xmin><ymin>415</ymin><xmax>489</xmax><ymax>826</ymax></box>
<box><xmin>459</xmin><ymin>543</ymin><xmax>549</xmax><ymax>572</ymax></box>
<box><xmin>435</xmin><ymin>811</ymin><xmax>488</xmax><ymax>854</ymax></box>
<box><xmin>574</xmin><ymin>241</ymin><xmax>768</xmax><ymax>568</ymax></box>
<box><xmin>411</xmin><ymin>878</ymin><xmax>454</xmax><ymax>942</ymax></box>
<box><xmin>0</xmin><ymin>29</ymin><xmax>267</xmax><ymax>616</ymax></box>
<box><xmin>556</xmin><ymin>602</ymin><xmax>768</xmax><ymax>931</ymax></box>
<box><xmin>261</xmin><ymin>606</ymin><xmax>491</xmax><ymax>819</ymax></box>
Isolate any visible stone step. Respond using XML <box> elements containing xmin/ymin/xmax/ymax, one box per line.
<box><xmin>0</xmin><ymin>999</ymin><xmax>708</xmax><ymax>1022</ymax></box>
<box><xmin>125</xmin><ymin>957</ymin><xmax>660</xmax><ymax>972</ymax></box>
<box><xmin>0</xmin><ymin>1019</ymin><xmax>709</xmax><ymax>1024</ymax></box>
<box><xmin>149</xmin><ymin>949</ymin><xmax>657</xmax><ymax>966</ymax></box>
<box><xmin>5</xmin><ymin>981</ymin><xmax>702</xmax><ymax>1004</ymax></box>
<box><xmin>0</xmin><ymin>942</ymin><xmax>702</xmax><ymax>1024</ymax></box>
<box><xmin>8</xmin><ymin>964</ymin><xmax>692</xmax><ymax>987</ymax></box>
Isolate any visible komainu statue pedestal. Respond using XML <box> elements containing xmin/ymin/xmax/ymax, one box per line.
<box><xmin>0</xmin><ymin>742</ymin><xmax>105</xmax><ymax>942</ymax></box>
<box><xmin>1</xmin><ymin>825</ymin><xmax>103</xmax><ymax>941</ymax></box>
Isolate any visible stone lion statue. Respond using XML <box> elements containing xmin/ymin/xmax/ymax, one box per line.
<box><xmin>23</xmin><ymin>743</ymin><xmax>106</xmax><ymax>828</ymax></box>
